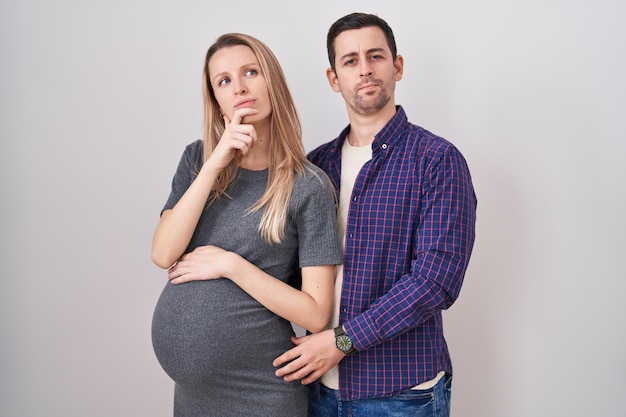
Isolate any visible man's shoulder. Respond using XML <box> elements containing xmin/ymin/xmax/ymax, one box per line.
<box><xmin>405</xmin><ymin>123</ymin><xmax>459</xmax><ymax>157</ymax></box>
<box><xmin>307</xmin><ymin>139</ymin><xmax>338</xmax><ymax>164</ymax></box>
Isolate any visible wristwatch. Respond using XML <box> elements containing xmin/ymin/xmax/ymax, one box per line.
<box><xmin>334</xmin><ymin>326</ymin><xmax>357</xmax><ymax>356</ymax></box>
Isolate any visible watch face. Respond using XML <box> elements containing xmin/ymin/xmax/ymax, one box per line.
<box><xmin>336</xmin><ymin>334</ymin><xmax>353</xmax><ymax>352</ymax></box>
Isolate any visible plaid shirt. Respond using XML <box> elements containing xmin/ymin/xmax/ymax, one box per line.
<box><xmin>308</xmin><ymin>106</ymin><xmax>477</xmax><ymax>400</ymax></box>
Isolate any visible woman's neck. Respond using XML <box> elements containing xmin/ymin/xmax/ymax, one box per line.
<box><xmin>239</xmin><ymin>131</ymin><xmax>270</xmax><ymax>170</ymax></box>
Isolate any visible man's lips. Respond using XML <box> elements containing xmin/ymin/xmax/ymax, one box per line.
<box><xmin>358</xmin><ymin>82</ymin><xmax>380</xmax><ymax>91</ymax></box>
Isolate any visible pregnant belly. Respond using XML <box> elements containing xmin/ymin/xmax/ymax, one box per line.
<box><xmin>151</xmin><ymin>279</ymin><xmax>295</xmax><ymax>385</ymax></box>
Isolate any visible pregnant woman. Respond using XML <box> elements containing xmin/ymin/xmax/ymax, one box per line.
<box><xmin>151</xmin><ymin>33</ymin><xmax>342</xmax><ymax>417</ymax></box>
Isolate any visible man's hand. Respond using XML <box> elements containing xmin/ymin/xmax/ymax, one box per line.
<box><xmin>273</xmin><ymin>329</ymin><xmax>345</xmax><ymax>385</ymax></box>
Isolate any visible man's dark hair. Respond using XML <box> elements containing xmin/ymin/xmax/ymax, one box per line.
<box><xmin>326</xmin><ymin>12</ymin><xmax>397</xmax><ymax>71</ymax></box>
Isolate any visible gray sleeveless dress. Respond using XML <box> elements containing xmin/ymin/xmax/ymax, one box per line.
<box><xmin>151</xmin><ymin>140</ymin><xmax>342</xmax><ymax>417</ymax></box>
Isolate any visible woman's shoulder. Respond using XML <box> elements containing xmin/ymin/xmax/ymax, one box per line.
<box><xmin>178</xmin><ymin>139</ymin><xmax>203</xmax><ymax>169</ymax></box>
<box><xmin>183</xmin><ymin>139</ymin><xmax>203</xmax><ymax>156</ymax></box>
<box><xmin>302</xmin><ymin>162</ymin><xmax>328</xmax><ymax>177</ymax></box>
<box><xmin>291</xmin><ymin>163</ymin><xmax>335</xmax><ymax>201</ymax></box>
<box><xmin>297</xmin><ymin>163</ymin><xmax>332</xmax><ymax>186</ymax></box>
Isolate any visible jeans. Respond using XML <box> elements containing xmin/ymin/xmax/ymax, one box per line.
<box><xmin>308</xmin><ymin>374</ymin><xmax>452</xmax><ymax>417</ymax></box>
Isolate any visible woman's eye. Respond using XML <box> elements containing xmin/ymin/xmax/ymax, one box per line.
<box><xmin>218</xmin><ymin>78</ymin><xmax>231</xmax><ymax>87</ymax></box>
<box><xmin>245</xmin><ymin>69</ymin><xmax>258</xmax><ymax>77</ymax></box>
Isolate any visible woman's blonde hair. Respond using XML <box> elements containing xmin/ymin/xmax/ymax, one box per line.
<box><xmin>202</xmin><ymin>33</ymin><xmax>310</xmax><ymax>243</ymax></box>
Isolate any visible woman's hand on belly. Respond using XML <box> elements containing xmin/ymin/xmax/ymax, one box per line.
<box><xmin>168</xmin><ymin>245</ymin><xmax>236</xmax><ymax>284</ymax></box>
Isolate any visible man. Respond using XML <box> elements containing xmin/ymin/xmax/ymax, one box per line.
<box><xmin>274</xmin><ymin>12</ymin><xmax>477</xmax><ymax>416</ymax></box>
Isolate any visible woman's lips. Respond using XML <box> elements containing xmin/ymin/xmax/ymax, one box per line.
<box><xmin>235</xmin><ymin>99</ymin><xmax>255</xmax><ymax>109</ymax></box>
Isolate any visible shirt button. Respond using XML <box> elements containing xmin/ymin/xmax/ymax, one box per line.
<box><xmin>381</xmin><ymin>143</ymin><xmax>388</xmax><ymax>149</ymax></box>
<box><xmin>353</xmin><ymin>197</ymin><xmax>357</xmax><ymax>202</ymax></box>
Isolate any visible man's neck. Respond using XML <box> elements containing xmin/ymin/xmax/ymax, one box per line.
<box><xmin>346</xmin><ymin>103</ymin><xmax>397</xmax><ymax>147</ymax></box>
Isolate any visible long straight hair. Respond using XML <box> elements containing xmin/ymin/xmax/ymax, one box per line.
<box><xmin>201</xmin><ymin>33</ymin><xmax>310</xmax><ymax>243</ymax></box>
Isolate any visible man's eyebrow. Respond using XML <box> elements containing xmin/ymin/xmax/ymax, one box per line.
<box><xmin>338</xmin><ymin>48</ymin><xmax>386</xmax><ymax>62</ymax></box>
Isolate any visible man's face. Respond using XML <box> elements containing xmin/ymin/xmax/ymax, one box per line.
<box><xmin>327</xmin><ymin>26</ymin><xmax>403</xmax><ymax>116</ymax></box>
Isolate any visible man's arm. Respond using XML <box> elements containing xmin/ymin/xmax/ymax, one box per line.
<box><xmin>346</xmin><ymin>145</ymin><xmax>476</xmax><ymax>350</ymax></box>
<box><xmin>275</xmin><ymin>145</ymin><xmax>476</xmax><ymax>382</ymax></box>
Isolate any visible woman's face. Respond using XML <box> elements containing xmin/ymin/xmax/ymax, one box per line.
<box><xmin>208</xmin><ymin>45</ymin><xmax>272</xmax><ymax>125</ymax></box>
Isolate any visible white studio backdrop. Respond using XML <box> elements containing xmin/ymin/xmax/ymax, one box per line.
<box><xmin>1</xmin><ymin>1</ymin><xmax>624</xmax><ymax>416</ymax></box>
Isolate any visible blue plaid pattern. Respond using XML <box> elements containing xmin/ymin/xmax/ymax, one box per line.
<box><xmin>308</xmin><ymin>106</ymin><xmax>477</xmax><ymax>400</ymax></box>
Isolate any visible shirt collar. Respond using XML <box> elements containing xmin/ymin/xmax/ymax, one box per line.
<box><xmin>331</xmin><ymin>105</ymin><xmax>408</xmax><ymax>154</ymax></box>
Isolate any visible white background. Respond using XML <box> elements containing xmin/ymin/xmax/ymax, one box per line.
<box><xmin>1</xmin><ymin>1</ymin><xmax>624</xmax><ymax>416</ymax></box>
